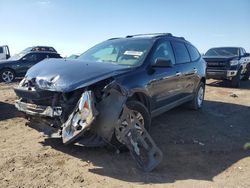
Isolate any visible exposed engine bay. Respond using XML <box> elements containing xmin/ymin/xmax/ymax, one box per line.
<box><xmin>14</xmin><ymin>77</ymin><xmax>163</xmax><ymax>172</ymax></box>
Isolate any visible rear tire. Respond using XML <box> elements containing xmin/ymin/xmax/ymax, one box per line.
<box><xmin>188</xmin><ymin>82</ymin><xmax>205</xmax><ymax>110</ymax></box>
<box><xmin>0</xmin><ymin>69</ymin><xmax>15</xmax><ymax>83</ymax></box>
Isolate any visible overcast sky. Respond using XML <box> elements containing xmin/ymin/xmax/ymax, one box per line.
<box><xmin>0</xmin><ymin>0</ymin><xmax>249</xmax><ymax>56</ymax></box>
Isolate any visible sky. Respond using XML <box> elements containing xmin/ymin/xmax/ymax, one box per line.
<box><xmin>0</xmin><ymin>0</ymin><xmax>249</xmax><ymax>57</ymax></box>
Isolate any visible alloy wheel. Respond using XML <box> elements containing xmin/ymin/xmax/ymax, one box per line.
<box><xmin>1</xmin><ymin>70</ymin><xmax>14</xmax><ymax>82</ymax></box>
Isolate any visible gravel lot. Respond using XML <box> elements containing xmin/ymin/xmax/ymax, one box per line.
<box><xmin>0</xmin><ymin>79</ymin><xmax>250</xmax><ymax>188</ymax></box>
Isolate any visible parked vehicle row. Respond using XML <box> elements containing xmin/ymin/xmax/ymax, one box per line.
<box><xmin>14</xmin><ymin>33</ymin><xmax>206</xmax><ymax>171</ymax></box>
<box><xmin>3</xmin><ymin>33</ymin><xmax>249</xmax><ymax>171</ymax></box>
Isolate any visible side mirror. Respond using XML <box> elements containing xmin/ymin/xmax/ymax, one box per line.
<box><xmin>152</xmin><ymin>58</ymin><xmax>174</xmax><ymax>68</ymax></box>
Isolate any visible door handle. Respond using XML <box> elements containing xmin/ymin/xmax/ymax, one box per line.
<box><xmin>176</xmin><ymin>72</ymin><xmax>182</xmax><ymax>76</ymax></box>
<box><xmin>193</xmin><ymin>68</ymin><xmax>198</xmax><ymax>73</ymax></box>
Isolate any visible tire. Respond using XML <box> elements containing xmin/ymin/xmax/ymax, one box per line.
<box><xmin>242</xmin><ymin>65</ymin><xmax>250</xmax><ymax>81</ymax></box>
<box><xmin>110</xmin><ymin>100</ymin><xmax>151</xmax><ymax>151</ymax></box>
<box><xmin>188</xmin><ymin>82</ymin><xmax>205</xmax><ymax>110</ymax></box>
<box><xmin>0</xmin><ymin>69</ymin><xmax>15</xmax><ymax>83</ymax></box>
<box><xmin>231</xmin><ymin>69</ymin><xmax>241</xmax><ymax>88</ymax></box>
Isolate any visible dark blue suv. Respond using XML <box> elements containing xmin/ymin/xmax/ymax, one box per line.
<box><xmin>0</xmin><ymin>46</ymin><xmax>61</xmax><ymax>82</ymax></box>
<box><xmin>15</xmin><ymin>33</ymin><xmax>206</xmax><ymax>171</ymax></box>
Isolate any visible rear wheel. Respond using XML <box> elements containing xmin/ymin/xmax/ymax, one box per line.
<box><xmin>111</xmin><ymin>101</ymin><xmax>151</xmax><ymax>151</ymax></box>
<box><xmin>0</xmin><ymin>69</ymin><xmax>15</xmax><ymax>83</ymax></box>
<box><xmin>189</xmin><ymin>82</ymin><xmax>205</xmax><ymax>110</ymax></box>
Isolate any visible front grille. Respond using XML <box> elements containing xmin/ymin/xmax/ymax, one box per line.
<box><xmin>207</xmin><ymin>61</ymin><xmax>226</xmax><ymax>67</ymax></box>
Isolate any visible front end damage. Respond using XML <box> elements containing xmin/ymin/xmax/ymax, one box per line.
<box><xmin>14</xmin><ymin>78</ymin><xmax>162</xmax><ymax>172</ymax></box>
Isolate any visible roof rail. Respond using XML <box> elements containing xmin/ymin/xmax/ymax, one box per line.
<box><xmin>126</xmin><ymin>33</ymin><xmax>172</xmax><ymax>38</ymax></box>
<box><xmin>108</xmin><ymin>37</ymin><xmax>121</xmax><ymax>40</ymax></box>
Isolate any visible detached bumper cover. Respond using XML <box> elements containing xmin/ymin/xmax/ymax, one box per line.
<box><xmin>15</xmin><ymin>99</ymin><xmax>62</xmax><ymax>117</ymax></box>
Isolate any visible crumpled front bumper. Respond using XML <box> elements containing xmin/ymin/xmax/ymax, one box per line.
<box><xmin>15</xmin><ymin>99</ymin><xmax>62</xmax><ymax>117</ymax></box>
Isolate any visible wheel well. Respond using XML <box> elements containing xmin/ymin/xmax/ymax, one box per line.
<box><xmin>0</xmin><ymin>68</ymin><xmax>16</xmax><ymax>75</ymax></box>
<box><xmin>128</xmin><ymin>92</ymin><xmax>151</xmax><ymax>112</ymax></box>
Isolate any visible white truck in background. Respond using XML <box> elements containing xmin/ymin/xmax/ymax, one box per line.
<box><xmin>0</xmin><ymin>45</ymin><xmax>10</xmax><ymax>60</ymax></box>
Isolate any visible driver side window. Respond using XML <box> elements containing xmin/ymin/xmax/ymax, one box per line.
<box><xmin>151</xmin><ymin>41</ymin><xmax>175</xmax><ymax>65</ymax></box>
<box><xmin>24</xmin><ymin>54</ymin><xmax>38</xmax><ymax>62</ymax></box>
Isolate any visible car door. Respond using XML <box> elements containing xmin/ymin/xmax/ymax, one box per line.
<box><xmin>148</xmin><ymin>39</ymin><xmax>182</xmax><ymax>110</ymax></box>
<box><xmin>185</xmin><ymin>43</ymin><xmax>201</xmax><ymax>94</ymax></box>
<box><xmin>171</xmin><ymin>41</ymin><xmax>196</xmax><ymax>96</ymax></box>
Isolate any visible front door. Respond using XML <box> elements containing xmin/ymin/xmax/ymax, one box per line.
<box><xmin>148</xmin><ymin>39</ymin><xmax>183</xmax><ymax>110</ymax></box>
<box><xmin>17</xmin><ymin>53</ymin><xmax>39</xmax><ymax>75</ymax></box>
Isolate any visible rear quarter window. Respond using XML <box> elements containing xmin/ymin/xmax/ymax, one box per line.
<box><xmin>171</xmin><ymin>41</ymin><xmax>191</xmax><ymax>64</ymax></box>
<box><xmin>186</xmin><ymin>44</ymin><xmax>200</xmax><ymax>61</ymax></box>
<box><xmin>0</xmin><ymin>47</ymin><xmax>3</xmax><ymax>53</ymax></box>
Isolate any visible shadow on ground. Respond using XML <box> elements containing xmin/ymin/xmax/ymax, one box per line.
<box><xmin>32</xmin><ymin>100</ymin><xmax>250</xmax><ymax>184</ymax></box>
<box><xmin>0</xmin><ymin>101</ymin><xmax>22</xmax><ymax>121</ymax></box>
<box><xmin>207</xmin><ymin>79</ymin><xmax>250</xmax><ymax>89</ymax></box>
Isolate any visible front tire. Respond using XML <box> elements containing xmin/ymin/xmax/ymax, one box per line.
<box><xmin>231</xmin><ymin>69</ymin><xmax>241</xmax><ymax>88</ymax></box>
<box><xmin>242</xmin><ymin>65</ymin><xmax>250</xmax><ymax>81</ymax></box>
<box><xmin>189</xmin><ymin>82</ymin><xmax>205</xmax><ymax>110</ymax></box>
<box><xmin>111</xmin><ymin>100</ymin><xmax>151</xmax><ymax>151</ymax></box>
<box><xmin>0</xmin><ymin>69</ymin><xmax>15</xmax><ymax>83</ymax></box>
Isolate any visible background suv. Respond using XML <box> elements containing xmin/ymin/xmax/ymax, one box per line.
<box><xmin>15</xmin><ymin>33</ymin><xmax>206</xmax><ymax>171</ymax></box>
<box><xmin>0</xmin><ymin>46</ymin><xmax>61</xmax><ymax>82</ymax></box>
<box><xmin>203</xmin><ymin>47</ymin><xmax>250</xmax><ymax>87</ymax></box>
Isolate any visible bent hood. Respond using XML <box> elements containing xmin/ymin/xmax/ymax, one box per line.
<box><xmin>25</xmin><ymin>58</ymin><xmax>132</xmax><ymax>92</ymax></box>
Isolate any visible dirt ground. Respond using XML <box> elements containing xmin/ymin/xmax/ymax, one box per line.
<box><xmin>0</xmin><ymin>79</ymin><xmax>250</xmax><ymax>188</ymax></box>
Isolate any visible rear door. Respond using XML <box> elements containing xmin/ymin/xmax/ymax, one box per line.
<box><xmin>171</xmin><ymin>41</ymin><xmax>197</xmax><ymax>96</ymax></box>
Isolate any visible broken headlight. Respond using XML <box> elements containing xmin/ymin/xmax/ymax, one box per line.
<box><xmin>35</xmin><ymin>75</ymin><xmax>60</xmax><ymax>89</ymax></box>
<box><xmin>62</xmin><ymin>90</ymin><xmax>96</xmax><ymax>144</ymax></box>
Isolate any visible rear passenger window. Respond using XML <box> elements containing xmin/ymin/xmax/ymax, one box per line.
<box><xmin>0</xmin><ymin>47</ymin><xmax>3</xmax><ymax>53</ymax></box>
<box><xmin>172</xmin><ymin>42</ymin><xmax>190</xmax><ymax>64</ymax></box>
<box><xmin>186</xmin><ymin>44</ymin><xmax>200</xmax><ymax>61</ymax></box>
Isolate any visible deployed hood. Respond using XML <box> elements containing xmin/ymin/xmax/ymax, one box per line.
<box><xmin>25</xmin><ymin>58</ymin><xmax>132</xmax><ymax>92</ymax></box>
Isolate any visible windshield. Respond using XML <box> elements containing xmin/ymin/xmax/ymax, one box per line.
<box><xmin>205</xmin><ymin>48</ymin><xmax>239</xmax><ymax>57</ymax></box>
<box><xmin>8</xmin><ymin>47</ymin><xmax>32</xmax><ymax>60</ymax></box>
<box><xmin>78</xmin><ymin>38</ymin><xmax>153</xmax><ymax>66</ymax></box>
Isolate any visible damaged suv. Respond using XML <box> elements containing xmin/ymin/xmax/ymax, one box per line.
<box><xmin>14</xmin><ymin>33</ymin><xmax>206</xmax><ymax>171</ymax></box>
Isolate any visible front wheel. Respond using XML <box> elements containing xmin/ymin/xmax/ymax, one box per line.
<box><xmin>188</xmin><ymin>82</ymin><xmax>205</xmax><ymax>110</ymax></box>
<box><xmin>231</xmin><ymin>69</ymin><xmax>241</xmax><ymax>88</ymax></box>
<box><xmin>0</xmin><ymin>69</ymin><xmax>15</xmax><ymax>83</ymax></box>
<box><xmin>242</xmin><ymin>65</ymin><xmax>250</xmax><ymax>81</ymax></box>
<box><xmin>111</xmin><ymin>101</ymin><xmax>151</xmax><ymax>150</ymax></box>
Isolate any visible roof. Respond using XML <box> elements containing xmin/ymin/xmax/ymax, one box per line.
<box><xmin>108</xmin><ymin>33</ymin><xmax>186</xmax><ymax>41</ymax></box>
<box><xmin>28</xmin><ymin>46</ymin><xmax>57</xmax><ymax>53</ymax></box>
